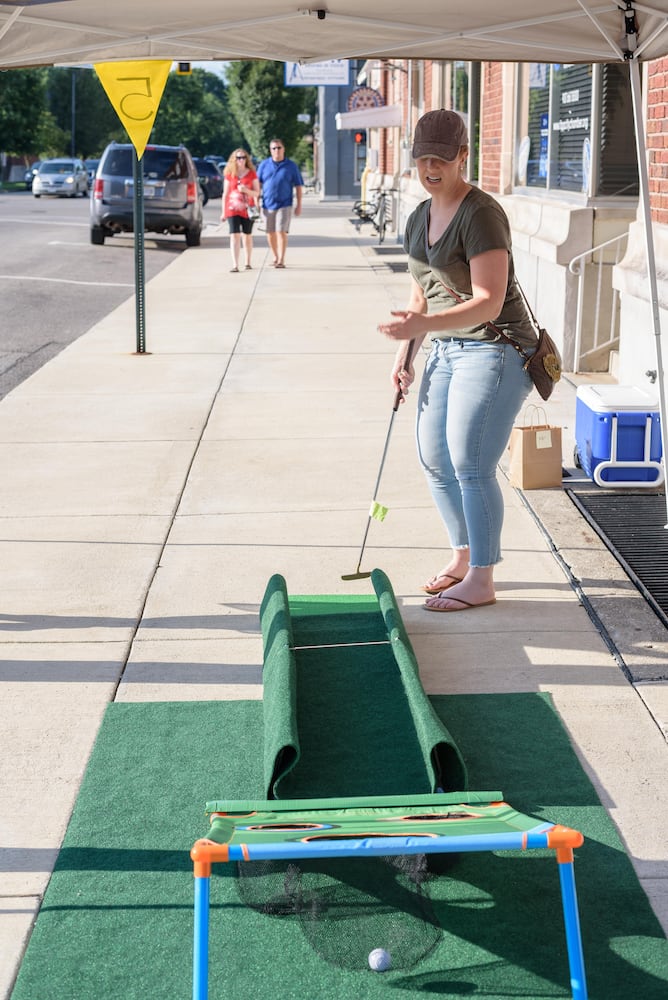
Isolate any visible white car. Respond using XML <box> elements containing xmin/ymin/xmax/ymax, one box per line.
<box><xmin>33</xmin><ymin>158</ymin><xmax>89</xmax><ymax>198</ymax></box>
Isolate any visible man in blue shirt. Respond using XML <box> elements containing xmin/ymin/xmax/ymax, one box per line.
<box><xmin>257</xmin><ymin>138</ymin><xmax>304</xmax><ymax>268</ymax></box>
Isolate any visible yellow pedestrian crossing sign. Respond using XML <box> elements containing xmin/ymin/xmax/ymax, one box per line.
<box><xmin>93</xmin><ymin>60</ymin><xmax>171</xmax><ymax>159</ymax></box>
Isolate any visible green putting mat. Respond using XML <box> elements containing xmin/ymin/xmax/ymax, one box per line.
<box><xmin>11</xmin><ymin>695</ymin><xmax>667</xmax><ymax>1000</ymax></box>
<box><xmin>260</xmin><ymin>570</ymin><xmax>467</xmax><ymax>798</ymax></box>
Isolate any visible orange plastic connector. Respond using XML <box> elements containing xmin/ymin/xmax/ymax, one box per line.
<box><xmin>546</xmin><ymin>824</ymin><xmax>584</xmax><ymax>863</ymax></box>
<box><xmin>190</xmin><ymin>838</ymin><xmax>230</xmax><ymax>878</ymax></box>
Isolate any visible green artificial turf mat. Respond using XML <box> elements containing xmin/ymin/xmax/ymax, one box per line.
<box><xmin>261</xmin><ymin>573</ymin><xmax>466</xmax><ymax>798</ymax></box>
<box><xmin>11</xmin><ymin>695</ymin><xmax>668</xmax><ymax>1000</ymax></box>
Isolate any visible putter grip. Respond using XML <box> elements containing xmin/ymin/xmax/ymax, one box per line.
<box><xmin>392</xmin><ymin>339</ymin><xmax>416</xmax><ymax>411</ymax></box>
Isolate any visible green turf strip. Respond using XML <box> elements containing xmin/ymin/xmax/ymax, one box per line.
<box><xmin>12</xmin><ymin>695</ymin><xmax>668</xmax><ymax>1000</ymax></box>
<box><xmin>261</xmin><ymin>572</ymin><xmax>467</xmax><ymax>798</ymax></box>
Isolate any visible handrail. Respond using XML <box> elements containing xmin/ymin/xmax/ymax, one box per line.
<box><xmin>568</xmin><ymin>230</ymin><xmax>628</xmax><ymax>373</ymax></box>
<box><xmin>568</xmin><ymin>232</ymin><xmax>628</xmax><ymax>275</ymax></box>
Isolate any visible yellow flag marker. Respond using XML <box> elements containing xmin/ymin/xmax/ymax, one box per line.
<box><xmin>94</xmin><ymin>61</ymin><xmax>171</xmax><ymax>160</ymax></box>
<box><xmin>369</xmin><ymin>501</ymin><xmax>389</xmax><ymax>522</ymax></box>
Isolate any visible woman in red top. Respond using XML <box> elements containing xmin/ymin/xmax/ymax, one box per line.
<box><xmin>222</xmin><ymin>149</ymin><xmax>260</xmax><ymax>271</ymax></box>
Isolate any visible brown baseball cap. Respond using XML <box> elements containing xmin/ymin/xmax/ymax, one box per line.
<box><xmin>412</xmin><ymin>109</ymin><xmax>468</xmax><ymax>161</ymax></box>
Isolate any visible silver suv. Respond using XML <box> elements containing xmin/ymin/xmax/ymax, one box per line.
<box><xmin>90</xmin><ymin>142</ymin><xmax>203</xmax><ymax>246</ymax></box>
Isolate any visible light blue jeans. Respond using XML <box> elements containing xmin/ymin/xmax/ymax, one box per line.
<box><xmin>416</xmin><ymin>338</ymin><xmax>533</xmax><ymax>567</ymax></box>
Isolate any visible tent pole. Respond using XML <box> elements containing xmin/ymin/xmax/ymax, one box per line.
<box><xmin>628</xmin><ymin>56</ymin><xmax>668</xmax><ymax>525</ymax></box>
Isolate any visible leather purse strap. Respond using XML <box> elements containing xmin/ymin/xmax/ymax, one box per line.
<box><xmin>441</xmin><ymin>281</ymin><xmax>533</xmax><ymax>366</ymax></box>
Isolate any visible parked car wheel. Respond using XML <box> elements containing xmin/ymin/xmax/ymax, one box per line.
<box><xmin>185</xmin><ymin>225</ymin><xmax>202</xmax><ymax>247</ymax></box>
<box><xmin>90</xmin><ymin>226</ymin><xmax>106</xmax><ymax>245</ymax></box>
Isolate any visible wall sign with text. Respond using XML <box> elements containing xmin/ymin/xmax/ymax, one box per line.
<box><xmin>284</xmin><ymin>60</ymin><xmax>350</xmax><ymax>86</ymax></box>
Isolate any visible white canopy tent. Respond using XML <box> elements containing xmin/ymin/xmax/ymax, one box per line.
<box><xmin>2</xmin><ymin>1</ymin><xmax>668</xmax><ymax>514</ymax></box>
<box><xmin>1</xmin><ymin>2</ymin><xmax>668</xmax><ymax>67</ymax></box>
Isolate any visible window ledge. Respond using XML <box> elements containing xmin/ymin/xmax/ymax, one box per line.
<box><xmin>614</xmin><ymin>218</ymin><xmax>668</xmax><ymax>309</ymax></box>
<box><xmin>497</xmin><ymin>193</ymin><xmax>593</xmax><ymax>265</ymax></box>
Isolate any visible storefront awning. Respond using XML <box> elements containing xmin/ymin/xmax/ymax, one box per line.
<box><xmin>335</xmin><ymin>104</ymin><xmax>402</xmax><ymax>131</ymax></box>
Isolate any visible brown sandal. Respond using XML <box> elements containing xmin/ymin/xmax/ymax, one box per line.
<box><xmin>423</xmin><ymin>597</ymin><xmax>496</xmax><ymax>613</ymax></box>
<box><xmin>421</xmin><ymin>573</ymin><xmax>463</xmax><ymax>595</ymax></box>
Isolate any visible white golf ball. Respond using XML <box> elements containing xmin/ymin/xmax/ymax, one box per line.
<box><xmin>368</xmin><ymin>947</ymin><xmax>392</xmax><ymax>972</ymax></box>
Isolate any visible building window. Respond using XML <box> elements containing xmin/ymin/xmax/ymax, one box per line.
<box><xmin>452</xmin><ymin>60</ymin><xmax>470</xmax><ymax>117</ymax></box>
<box><xmin>411</xmin><ymin>60</ymin><xmax>424</xmax><ymax>122</ymax></box>
<box><xmin>434</xmin><ymin>61</ymin><xmax>480</xmax><ymax>183</ymax></box>
<box><xmin>519</xmin><ymin>62</ymin><xmax>638</xmax><ymax>197</ymax></box>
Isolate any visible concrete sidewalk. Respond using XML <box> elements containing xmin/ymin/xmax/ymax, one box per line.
<box><xmin>1</xmin><ymin>198</ymin><xmax>666</xmax><ymax>996</ymax></box>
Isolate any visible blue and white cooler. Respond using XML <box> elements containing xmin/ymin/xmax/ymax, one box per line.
<box><xmin>575</xmin><ymin>384</ymin><xmax>664</xmax><ymax>487</ymax></box>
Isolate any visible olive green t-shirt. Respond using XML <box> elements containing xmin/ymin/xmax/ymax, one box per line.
<box><xmin>403</xmin><ymin>187</ymin><xmax>537</xmax><ymax>349</ymax></box>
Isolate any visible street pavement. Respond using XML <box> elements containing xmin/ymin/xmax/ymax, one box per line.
<box><xmin>1</xmin><ymin>198</ymin><xmax>666</xmax><ymax>996</ymax></box>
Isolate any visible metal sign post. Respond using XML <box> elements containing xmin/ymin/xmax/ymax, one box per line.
<box><xmin>94</xmin><ymin>60</ymin><xmax>171</xmax><ymax>356</ymax></box>
<box><xmin>132</xmin><ymin>149</ymin><xmax>147</xmax><ymax>354</ymax></box>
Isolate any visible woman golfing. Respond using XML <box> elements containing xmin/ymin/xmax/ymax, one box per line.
<box><xmin>378</xmin><ymin>109</ymin><xmax>536</xmax><ymax>612</ymax></box>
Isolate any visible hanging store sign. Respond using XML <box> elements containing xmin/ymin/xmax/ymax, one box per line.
<box><xmin>284</xmin><ymin>60</ymin><xmax>350</xmax><ymax>86</ymax></box>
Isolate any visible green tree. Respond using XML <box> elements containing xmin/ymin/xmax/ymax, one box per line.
<box><xmin>45</xmin><ymin>67</ymin><xmax>124</xmax><ymax>157</ymax></box>
<box><xmin>225</xmin><ymin>60</ymin><xmax>316</xmax><ymax>167</ymax></box>
<box><xmin>0</xmin><ymin>68</ymin><xmax>50</xmax><ymax>157</ymax></box>
<box><xmin>150</xmin><ymin>68</ymin><xmax>241</xmax><ymax>157</ymax></box>
<box><xmin>32</xmin><ymin>110</ymin><xmax>69</xmax><ymax>159</ymax></box>
<box><xmin>0</xmin><ymin>62</ymin><xmax>315</xmax><ymax>170</ymax></box>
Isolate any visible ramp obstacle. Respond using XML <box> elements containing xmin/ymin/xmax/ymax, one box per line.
<box><xmin>190</xmin><ymin>569</ymin><xmax>587</xmax><ymax>1000</ymax></box>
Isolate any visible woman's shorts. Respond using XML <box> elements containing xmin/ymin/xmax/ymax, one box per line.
<box><xmin>227</xmin><ymin>215</ymin><xmax>254</xmax><ymax>235</ymax></box>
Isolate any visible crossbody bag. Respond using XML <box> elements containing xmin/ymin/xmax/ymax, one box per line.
<box><xmin>442</xmin><ymin>281</ymin><xmax>562</xmax><ymax>401</ymax></box>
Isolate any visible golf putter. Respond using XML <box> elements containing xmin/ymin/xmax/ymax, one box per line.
<box><xmin>342</xmin><ymin>339</ymin><xmax>416</xmax><ymax>581</ymax></box>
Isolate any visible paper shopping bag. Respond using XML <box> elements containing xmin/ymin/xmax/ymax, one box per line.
<box><xmin>508</xmin><ymin>406</ymin><xmax>563</xmax><ymax>489</ymax></box>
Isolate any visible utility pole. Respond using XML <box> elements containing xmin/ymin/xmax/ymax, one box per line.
<box><xmin>70</xmin><ymin>69</ymin><xmax>76</xmax><ymax>157</ymax></box>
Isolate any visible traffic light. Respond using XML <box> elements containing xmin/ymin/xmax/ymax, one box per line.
<box><xmin>354</xmin><ymin>130</ymin><xmax>366</xmax><ymax>145</ymax></box>
<box><xmin>176</xmin><ymin>62</ymin><xmax>192</xmax><ymax>75</ymax></box>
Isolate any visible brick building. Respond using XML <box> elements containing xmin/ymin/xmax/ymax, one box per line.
<box><xmin>348</xmin><ymin>56</ymin><xmax>666</xmax><ymax>396</ymax></box>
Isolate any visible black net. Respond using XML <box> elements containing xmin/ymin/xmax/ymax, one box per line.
<box><xmin>235</xmin><ymin>855</ymin><xmax>441</xmax><ymax>971</ymax></box>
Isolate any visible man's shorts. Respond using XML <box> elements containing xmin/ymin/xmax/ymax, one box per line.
<box><xmin>263</xmin><ymin>207</ymin><xmax>293</xmax><ymax>234</ymax></box>
<box><xmin>227</xmin><ymin>215</ymin><xmax>254</xmax><ymax>235</ymax></box>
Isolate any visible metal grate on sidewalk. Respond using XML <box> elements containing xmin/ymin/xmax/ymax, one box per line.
<box><xmin>567</xmin><ymin>489</ymin><xmax>668</xmax><ymax>629</ymax></box>
<box><xmin>370</xmin><ymin>245</ymin><xmax>408</xmax><ymax>272</ymax></box>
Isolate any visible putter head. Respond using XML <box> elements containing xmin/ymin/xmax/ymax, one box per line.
<box><xmin>341</xmin><ymin>571</ymin><xmax>372</xmax><ymax>581</ymax></box>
